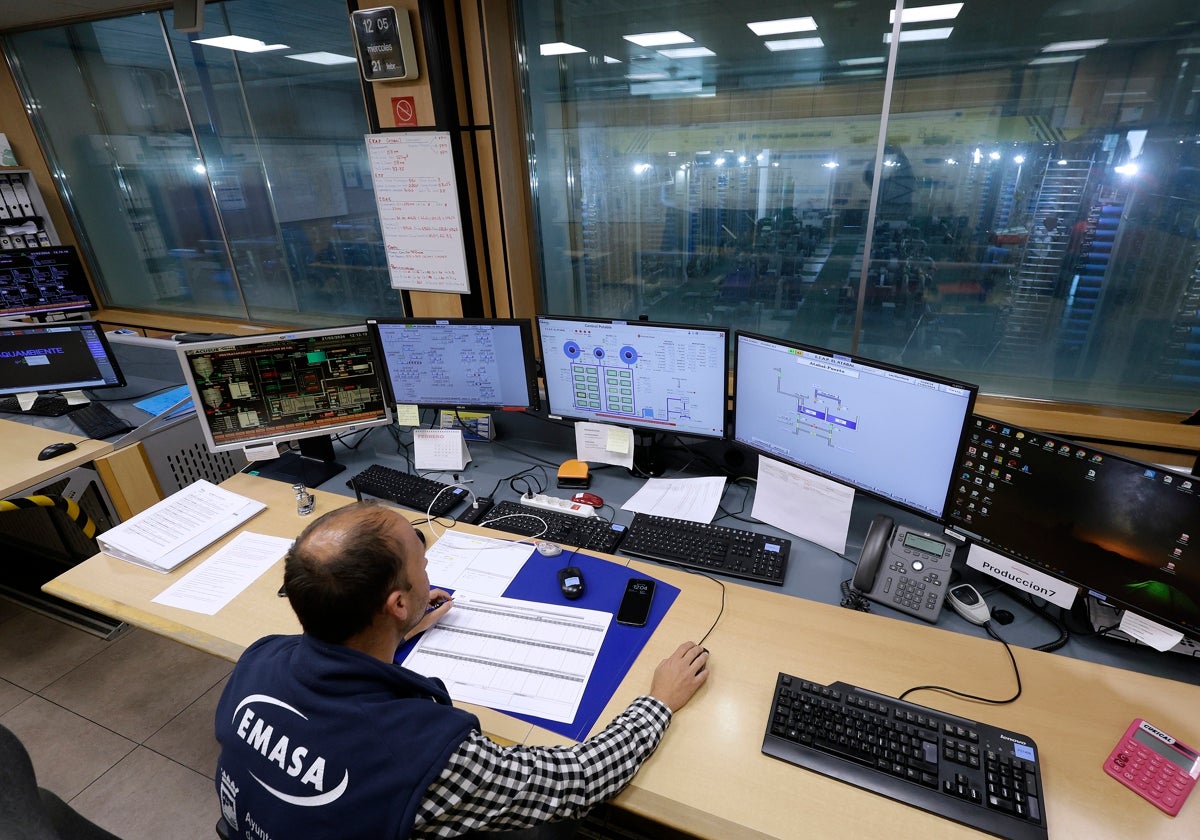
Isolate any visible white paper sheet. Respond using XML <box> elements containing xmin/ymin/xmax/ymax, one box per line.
<box><xmin>1119</xmin><ymin>610</ymin><xmax>1185</xmax><ymax>652</ymax></box>
<box><xmin>751</xmin><ymin>457</ymin><xmax>855</xmax><ymax>554</ymax></box>
<box><xmin>425</xmin><ymin>531</ymin><xmax>534</xmax><ymax>596</ymax></box>
<box><xmin>151</xmin><ymin>532</ymin><xmax>292</xmax><ymax>615</ymax></box>
<box><xmin>621</xmin><ymin>476</ymin><xmax>726</xmax><ymax>523</ymax></box>
<box><xmin>403</xmin><ymin>593</ymin><xmax>611</xmax><ymax>723</ymax></box>
<box><xmin>574</xmin><ymin>421</ymin><xmax>635</xmax><ymax>469</ymax></box>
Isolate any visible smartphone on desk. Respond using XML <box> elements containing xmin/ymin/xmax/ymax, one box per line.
<box><xmin>616</xmin><ymin>578</ymin><xmax>655</xmax><ymax>626</ymax></box>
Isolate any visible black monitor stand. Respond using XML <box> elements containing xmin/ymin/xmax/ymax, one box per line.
<box><xmin>245</xmin><ymin>435</ymin><xmax>346</xmax><ymax>488</ymax></box>
<box><xmin>632</xmin><ymin>431</ymin><xmax>668</xmax><ymax>477</ymax></box>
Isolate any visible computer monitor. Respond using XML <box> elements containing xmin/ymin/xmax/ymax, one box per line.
<box><xmin>947</xmin><ymin>415</ymin><xmax>1200</xmax><ymax>639</ymax></box>
<box><xmin>176</xmin><ymin>325</ymin><xmax>392</xmax><ymax>485</ymax></box>
<box><xmin>0</xmin><ymin>246</ymin><xmax>97</xmax><ymax>319</ymax></box>
<box><xmin>0</xmin><ymin>321</ymin><xmax>125</xmax><ymax>399</ymax></box>
<box><xmin>732</xmin><ymin>332</ymin><xmax>977</xmax><ymax>520</ymax></box>
<box><xmin>536</xmin><ymin>315</ymin><xmax>728</xmax><ymax>471</ymax></box>
<box><xmin>368</xmin><ymin>318</ymin><xmax>541</xmax><ymax>411</ymax></box>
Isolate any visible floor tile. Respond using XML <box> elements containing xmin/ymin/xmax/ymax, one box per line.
<box><xmin>41</xmin><ymin>628</ymin><xmax>232</xmax><ymax>742</ymax></box>
<box><xmin>0</xmin><ymin>695</ymin><xmax>136</xmax><ymax>799</ymax></box>
<box><xmin>0</xmin><ymin>676</ymin><xmax>31</xmax><ymax>715</ymax></box>
<box><xmin>0</xmin><ymin>596</ymin><xmax>22</xmax><ymax>624</ymax></box>
<box><xmin>0</xmin><ymin>607</ymin><xmax>109</xmax><ymax>692</ymax></box>
<box><xmin>70</xmin><ymin>747</ymin><xmax>220</xmax><ymax>840</ymax></box>
<box><xmin>145</xmin><ymin>675</ymin><xmax>227</xmax><ymax>779</ymax></box>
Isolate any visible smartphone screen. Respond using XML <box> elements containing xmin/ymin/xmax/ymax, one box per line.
<box><xmin>616</xmin><ymin>578</ymin><xmax>655</xmax><ymax>626</ymax></box>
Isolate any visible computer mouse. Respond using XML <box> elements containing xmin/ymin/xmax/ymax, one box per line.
<box><xmin>535</xmin><ymin>540</ymin><xmax>562</xmax><ymax>557</ymax></box>
<box><xmin>571</xmin><ymin>491</ymin><xmax>604</xmax><ymax>507</ymax></box>
<box><xmin>37</xmin><ymin>441</ymin><xmax>78</xmax><ymax>461</ymax></box>
<box><xmin>558</xmin><ymin>566</ymin><xmax>585</xmax><ymax>600</ymax></box>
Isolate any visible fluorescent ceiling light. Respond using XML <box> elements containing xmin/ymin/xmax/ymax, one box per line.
<box><xmin>890</xmin><ymin>3</ymin><xmax>963</xmax><ymax>24</ymax></box>
<box><xmin>624</xmin><ymin>31</ymin><xmax>693</xmax><ymax>47</ymax></box>
<box><xmin>286</xmin><ymin>51</ymin><xmax>356</xmax><ymax>66</ymax></box>
<box><xmin>841</xmin><ymin>68</ymin><xmax>883</xmax><ymax>76</ymax></box>
<box><xmin>658</xmin><ymin>46</ymin><xmax>715</xmax><ymax>58</ymax></box>
<box><xmin>193</xmin><ymin>35</ymin><xmax>289</xmax><ymax>53</ymax></box>
<box><xmin>604</xmin><ymin>55</ymin><xmax>622</xmax><ymax>63</ymax></box>
<box><xmin>1042</xmin><ymin>39</ymin><xmax>1108</xmax><ymax>52</ymax></box>
<box><xmin>839</xmin><ymin>56</ymin><xmax>885</xmax><ymax>65</ymax></box>
<box><xmin>627</xmin><ymin>72</ymin><xmax>670</xmax><ymax>81</ymax></box>
<box><xmin>1029</xmin><ymin>54</ymin><xmax>1084</xmax><ymax>65</ymax></box>
<box><xmin>747</xmin><ymin>17</ymin><xmax>817</xmax><ymax>36</ymax></box>
<box><xmin>765</xmin><ymin>37</ymin><xmax>824</xmax><ymax>52</ymax></box>
<box><xmin>540</xmin><ymin>42</ymin><xmax>585</xmax><ymax>56</ymax></box>
<box><xmin>883</xmin><ymin>27</ymin><xmax>954</xmax><ymax>43</ymax></box>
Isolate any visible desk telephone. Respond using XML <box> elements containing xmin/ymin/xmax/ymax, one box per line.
<box><xmin>852</xmin><ymin>515</ymin><xmax>954</xmax><ymax>623</ymax></box>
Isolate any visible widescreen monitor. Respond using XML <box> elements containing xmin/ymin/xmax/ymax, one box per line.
<box><xmin>0</xmin><ymin>321</ymin><xmax>125</xmax><ymax>398</ymax></box>
<box><xmin>947</xmin><ymin>415</ymin><xmax>1200</xmax><ymax>639</ymax></box>
<box><xmin>368</xmin><ymin>318</ymin><xmax>541</xmax><ymax>411</ymax></box>
<box><xmin>536</xmin><ymin>315</ymin><xmax>728</xmax><ymax>440</ymax></box>
<box><xmin>0</xmin><ymin>246</ymin><xmax>97</xmax><ymax>319</ymax></box>
<box><xmin>177</xmin><ymin>325</ymin><xmax>391</xmax><ymax>485</ymax></box>
<box><xmin>732</xmin><ymin>332</ymin><xmax>977</xmax><ymax>520</ymax></box>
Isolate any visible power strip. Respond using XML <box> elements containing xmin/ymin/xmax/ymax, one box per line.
<box><xmin>519</xmin><ymin>493</ymin><xmax>597</xmax><ymax>518</ymax></box>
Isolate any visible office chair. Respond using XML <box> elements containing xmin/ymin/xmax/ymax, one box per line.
<box><xmin>0</xmin><ymin>722</ymin><xmax>122</xmax><ymax>840</ymax></box>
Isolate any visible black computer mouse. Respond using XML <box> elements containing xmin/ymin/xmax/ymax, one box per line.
<box><xmin>557</xmin><ymin>566</ymin><xmax>585</xmax><ymax>600</ymax></box>
<box><xmin>37</xmin><ymin>441</ymin><xmax>78</xmax><ymax>461</ymax></box>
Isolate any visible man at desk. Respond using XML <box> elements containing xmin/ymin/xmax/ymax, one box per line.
<box><xmin>215</xmin><ymin>501</ymin><xmax>710</xmax><ymax>839</ymax></box>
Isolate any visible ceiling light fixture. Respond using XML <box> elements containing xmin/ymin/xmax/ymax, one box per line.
<box><xmin>540</xmin><ymin>42</ymin><xmax>585</xmax><ymax>56</ymax></box>
<box><xmin>765</xmin><ymin>37</ymin><xmax>824</xmax><ymax>52</ymax></box>
<box><xmin>192</xmin><ymin>35</ymin><xmax>289</xmax><ymax>53</ymax></box>
<box><xmin>747</xmin><ymin>17</ymin><xmax>818</xmax><ymax>36</ymax></box>
<box><xmin>1029</xmin><ymin>54</ymin><xmax>1084</xmax><ymax>65</ymax></box>
<box><xmin>286</xmin><ymin>52</ymin><xmax>356</xmax><ymax>65</ymax></box>
<box><xmin>883</xmin><ymin>27</ymin><xmax>954</xmax><ymax>43</ymax></box>
<box><xmin>890</xmin><ymin>3</ymin><xmax>963</xmax><ymax>24</ymax></box>
<box><xmin>1042</xmin><ymin>39</ymin><xmax>1108</xmax><ymax>52</ymax></box>
<box><xmin>658</xmin><ymin>46</ymin><xmax>715</xmax><ymax>58</ymax></box>
<box><xmin>624</xmin><ymin>31</ymin><xmax>693</xmax><ymax>47</ymax></box>
<box><xmin>839</xmin><ymin>56</ymin><xmax>886</xmax><ymax>66</ymax></box>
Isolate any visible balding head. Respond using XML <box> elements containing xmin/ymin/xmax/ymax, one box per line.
<box><xmin>283</xmin><ymin>502</ymin><xmax>418</xmax><ymax>644</ymax></box>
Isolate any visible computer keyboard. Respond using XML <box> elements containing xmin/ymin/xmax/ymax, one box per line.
<box><xmin>69</xmin><ymin>401</ymin><xmax>135</xmax><ymax>439</ymax></box>
<box><xmin>763</xmin><ymin>672</ymin><xmax>1048</xmax><ymax>840</ymax></box>
<box><xmin>618</xmin><ymin>513</ymin><xmax>790</xmax><ymax>585</ymax></box>
<box><xmin>0</xmin><ymin>393</ymin><xmax>87</xmax><ymax>417</ymax></box>
<box><xmin>462</xmin><ymin>499</ymin><xmax>627</xmax><ymax>555</ymax></box>
<box><xmin>346</xmin><ymin>463</ymin><xmax>468</xmax><ymax>517</ymax></box>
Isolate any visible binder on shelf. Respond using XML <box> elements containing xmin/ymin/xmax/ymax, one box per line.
<box><xmin>97</xmin><ymin>479</ymin><xmax>266</xmax><ymax>573</ymax></box>
<box><xmin>0</xmin><ymin>180</ymin><xmax>20</xmax><ymax>217</ymax></box>
<box><xmin>8</xmin><ymin>176</ymin><xmax>34</xmax><ymax>216</ymax></box>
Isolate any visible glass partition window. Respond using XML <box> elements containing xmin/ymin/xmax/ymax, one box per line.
<box><xmin>518</xmin><ymin>0</ymin><xmax>1200</xmax><ymax>413</ymax></box>
<box><xmin>5</xmin><ymin>0</ymin><xmax>403</xmax><ymax>325</ymax></box>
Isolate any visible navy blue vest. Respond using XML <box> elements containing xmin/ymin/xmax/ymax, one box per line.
<box><xmin>215</xmin><ymin>634</ymin><xmax>478</xmax><ymax>839</ymax></box>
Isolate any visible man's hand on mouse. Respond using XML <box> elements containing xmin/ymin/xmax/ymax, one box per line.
<box><xmin>649</xmin><ymin>641</ymin><xmax>710</xmax><ymax>713</ymax></box>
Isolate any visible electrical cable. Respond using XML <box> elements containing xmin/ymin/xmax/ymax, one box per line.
<box><xmin>898</xmin><ymin>621</ymin><xmax>1022</xmax><ymax>706</ymax></box>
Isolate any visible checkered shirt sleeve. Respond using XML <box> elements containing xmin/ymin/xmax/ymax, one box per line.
<box><xmin>411</xmin><ymin>695</ymin><xmax>672</xmax><ymax>837</ymax></box>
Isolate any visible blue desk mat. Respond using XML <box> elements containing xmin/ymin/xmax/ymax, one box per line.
<box><xmin>399</xmin><ymin>546</ymin><xmax>678</xmax><ymax>742</ymax></box>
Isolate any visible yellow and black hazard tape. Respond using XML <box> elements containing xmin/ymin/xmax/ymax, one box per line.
<box><xmin>0</xmin><ymin>494</ymin><xmax>96</xmax><ymax>539</ymax></box>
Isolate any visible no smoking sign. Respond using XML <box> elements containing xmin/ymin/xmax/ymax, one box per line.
<box><xmin>392</xmin><ymin>96</ymin><xmax>418</xmax><ymax>127</ymax></box>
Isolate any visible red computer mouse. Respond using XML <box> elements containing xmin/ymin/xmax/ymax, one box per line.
<box><xmin>571</xmin><ymin>491</ymin><xmax>604</xmax><ymax>507</ymax></box>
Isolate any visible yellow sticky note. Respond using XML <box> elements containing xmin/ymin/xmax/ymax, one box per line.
<box><xmin>395</xmin><ymin>404</ymin><xmax>421</xmax><ymax>427</ymax></box>
<box><xmin>606</xmin><ymin>426</ymin><xmax>630</xmax><ymax>454</ymax></box>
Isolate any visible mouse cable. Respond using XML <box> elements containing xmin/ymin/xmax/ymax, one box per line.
<box><xmin>1016</xmin><ymin>593</ymin><xmax>1071</xmax><ymax>653</ymax></box>
<box><xmin>898</xmin><ymin>621</ymin><xmax>1022</xmax><ymax>706</ymax></box>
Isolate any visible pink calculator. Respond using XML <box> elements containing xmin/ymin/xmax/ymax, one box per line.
<box><xmin>1104</xmin><ymin>719</ymin><xmax>1200</xmax><ymax>816</ymax></box>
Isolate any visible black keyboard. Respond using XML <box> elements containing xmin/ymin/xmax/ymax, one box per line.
<box><xmin>763</xmin><ymin>672</ymin><xmax>1048</xmax><ymax>840</ymax></box>
<box><xmin>69</xmin><ymin>402</ymin><xmax>135</xmax><ymax>439</ymax></box>
<box><xmin>347</xmin><ymin>464</ymin><xmax>468</xmax><ymax>516</ymax></box>
<box><xmin>0</xmin><ymin>393</ymin><xmax>87</xmax><ymax>417</ymax></box>
<box><xmin>464</xmin><ymin>500</ymin><xmax>627</xmax><ymax>555</ymax></box>
<box><xmin>618</xmin><ymin>513</ymin><xmax>790</xmax><ymax>585</ymax></box>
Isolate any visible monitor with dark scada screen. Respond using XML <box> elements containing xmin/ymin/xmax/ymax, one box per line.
<box><xmin>0</xmin><ymin>246</ymin><xmax>97</xmax><ymax>319</ymax></box>
<box><xmin>176</xmin><ymin>325</ymin><xmax>391</xmax><ymax>485</ymax></box>
<box><xmin>0</xmin><ymin>321</ymin><xmax>125</xmax><ymax>398</ymax></box>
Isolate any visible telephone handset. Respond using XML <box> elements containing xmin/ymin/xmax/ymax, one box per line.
<box><xmin>851</xmin><ymin>514</ymin><xmax>954</xmax><ymax>623</ymax></box>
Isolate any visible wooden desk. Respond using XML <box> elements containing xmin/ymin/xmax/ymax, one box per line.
<box><xmin>45</xmin><ymin>473</ymin><xmax>1200</xmax><ymax>838</ymax></box>
<box><xmin>0</xmin><ymin>417</ymin><xmax>113</xmax><ymax>497</ymax></box>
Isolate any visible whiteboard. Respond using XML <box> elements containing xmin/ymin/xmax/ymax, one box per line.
<box><xmin>365</xmin><ymin>132</ymin><xmax>471</xmax><ymax>294</ymax></box>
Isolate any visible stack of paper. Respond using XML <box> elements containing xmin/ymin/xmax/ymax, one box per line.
<box><xmin>97</xmin><ymin>480</ymin><xmax>266</xmax><ymax>573</ymax></box>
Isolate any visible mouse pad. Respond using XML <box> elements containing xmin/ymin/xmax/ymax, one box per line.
<box><xmin>397</xmin><ymin>549</ymin><xmax>679</xmax><ymax>742</ymax></box>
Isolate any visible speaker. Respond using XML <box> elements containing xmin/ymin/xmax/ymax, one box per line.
<box><xmin>173</xmin><ymin>0</ymin><xmax>204</xmax><ymax>33</ymax></box>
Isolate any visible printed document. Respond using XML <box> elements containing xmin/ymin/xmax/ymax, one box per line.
<box><xmin>403</xmin><ymin>592</ymin><xmax>611</xmax><ymax>723</ymax></box>
<box><xmin>152</xmin><ymin>532</ymin><xmax>292</xmax><ymax>615</ymax></box>
<box><xmin>752</xmin><ymin>456</ymin><xmax>854</xmax><ymax>554</ymax></box>
<box><xmin>424</xmin><ymin>530</ymin><xmax>533</xmax><ymax>596</ymax></box>
<box><xmin>97</xmin><ymin>479</ymin><xmax>266</xmax><ymax>573</ymax></box>
<box><xmin>621</xmin><ymin>476</ymin><xmax>726</xmax><ymax>523</ymax></box>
